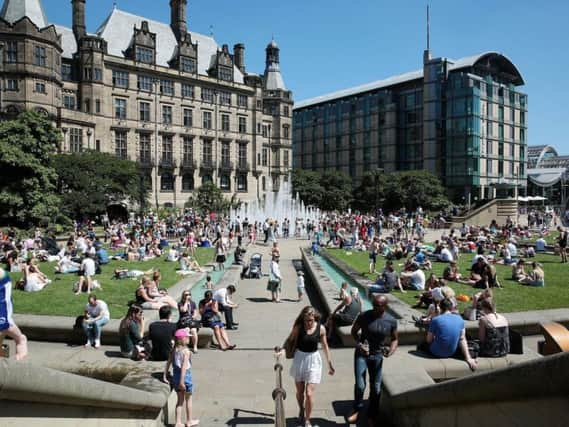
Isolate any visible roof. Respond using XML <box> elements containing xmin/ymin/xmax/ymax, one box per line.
<box><xmin>52</xmin><ymin>8</ymin><xmax>244</xmax><ymax>83</ymax></box>
<box><xmin>264</xmin><ymin>62</ymin><xmax>286</xmax><ymax>90</ymax></box>
<box><xmin>527</xmin><ymin>168</ymin><xmax>567</xmax><ymax>187</ymax></box>
<box><xmin>294</xmin><ymin>51</ymin><xmax>524</xmax><ymax>110</ymax></box>
<box><xmin>0</xmin><ymin>0</ymin><xmax>48</xmax><ymax>28</ymax></box>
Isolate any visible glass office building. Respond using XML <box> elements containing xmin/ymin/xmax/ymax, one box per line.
<box><xmin>293</xmin><ymin>51</ymin><xmax>527</xmax><ymax>201</ymax></box>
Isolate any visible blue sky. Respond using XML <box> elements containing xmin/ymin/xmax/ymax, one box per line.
<box><xmin>40</xmin><ymin>0</ymin><xmax>569</xmax><ymax>152</ymax></box>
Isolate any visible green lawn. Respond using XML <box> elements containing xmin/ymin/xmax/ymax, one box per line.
<box><xmin>10</xmin><ymin>248</ymin><xmax>215</xmax><ymax>319</ymax></box>
<box><xmin>326</xmin><ymin>248</ymin><xmax>569</xmax><ymax>314</ymax></box>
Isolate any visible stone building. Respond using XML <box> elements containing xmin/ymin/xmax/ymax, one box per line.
<box><xmin>293</xmin><ymin>47</ymin><xmax>527</xmax><ymax>202</ymax></box>
<box><xmin>0</xmin><ymin>0</ymin><xmax>293</xmax><ymax>208</ymax></box>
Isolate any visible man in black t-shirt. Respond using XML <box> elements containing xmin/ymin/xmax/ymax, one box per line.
<box><xmin>348</xmin><ymin>295</ymin><xmax>398</xmax><ymax>425</ymax></box>
<box><xmin>148</xmin><ymin>306</ymin><xmax>177</xmax><ymax>361</ymax></box>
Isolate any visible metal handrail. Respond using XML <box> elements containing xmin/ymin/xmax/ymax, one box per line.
<box><xmin>272</xmin><ymin>347</ymin><xmax>286</xmax><ymax>427</ymax></box>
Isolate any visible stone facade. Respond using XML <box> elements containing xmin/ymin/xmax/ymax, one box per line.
<box><xmin>0</xmin><ymin>0</ymin><xmax>293</xmax><ymax>208</ymax></box>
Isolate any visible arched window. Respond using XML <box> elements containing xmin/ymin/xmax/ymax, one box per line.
<box><xmin>220</xmin><ymin>174</ymin><xmax>230</xmax><ymax>191</ymax></box>
<box><xmin>161</xmin><ymin>172</ymin><xmax>174</xmax><ymax>191</ymax></box>
<box><xmin>237</xmin><ymin>174</ymin><xmax>247</xmax><ymax>191</ymax></box>
<box><xmin>262</xmin><ymin>176</ymin><xmax>266</xmax><ymax>191</ymax></box>
<box><xmin>182</xmin><ymin>173</ymin><xmax>194</xmax><ymax>191</ymax></box>
<box><xmin>202</xmin><ymin>174</ymin><xmax>212</xmax><ymax>185</ymax></box>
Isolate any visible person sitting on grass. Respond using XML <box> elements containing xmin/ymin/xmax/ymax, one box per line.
<box><xmin>365</xmin><ymin>260</ymin><xmax>406</xmax><ymax>294</ymax></box>
<box><xmin>416</xmin><ymin>298</ymin><xmax>477</xmax><ymax>371</ymax></box>
<box><xmin>511</xmin><ymin>259</ymin><xmax>527</xmax><ymax>281</ymax></box>
<box><xmin>23</xmin><ymin>261</ymin><xmax>51</xmax><ymax>292</ymax></box>
<box><xmin>55</xmin><ymin>252</ymin><xmax>80</xmax><ymax>274</ymax></box>
<box><xmin>400</xmin><ymin>262</ymin><xmax>426</xmax><ymax>291</ymax></box>
<box><xmin>75</xmin><ymin>253</ymin><xmax>96</xmax><ymax>295</ymax></box>
<box><xmin>135</xmin><ymin>277</ymin><xmax>177</xmax><ymax>310</ymax></box>
<box><xmin>443</xmin><ymin>260</ymin><xmax>466</xmax><ymax>283</ymax></box>
<box><xmin>178</xmin><ymin>252</ymin><xmax>203</xmax><ymax>275</ymax></box>
<box><xmin>326</xmin><ymin>287</ymin><xmax>362</xmax><ymax>339</ymax></box>
<box><xmin>518</xmin><ymin>261</ymin><xmax>545</xmax><ymax>287</ymax></box>
<box><xmin>413</xmin><ymin>248</ymin><xmax>432</xmax><ymax>270</ymax></box>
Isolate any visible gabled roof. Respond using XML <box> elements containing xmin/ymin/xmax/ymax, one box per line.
<box><xmin>295</xmin><ymin>51</ymin><xmax>524</xmax><ymax>110</ymax></box>
<box><xmin>94</xmin><ymin>8</ymin><xmax>244</xmax><ymax>83</ymax></box>
<box><xmin>0</xmin><ymin>0</ymin><xmax>47</xmax><ymax>28</ymax></box>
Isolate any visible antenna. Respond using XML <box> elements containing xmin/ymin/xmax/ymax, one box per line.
<box><xmin>113</xmin><ymin>0</ymin><xmax>118</xmax><ymax>10</ymax></box>
<box><xmin>426</xmin><ymin>4</ymin><xmax>430</xmax><ymax>51</ymax></box>
<box><xmin>209</xmin><ymin>24</ymin><xmax>214</xmax><ymax>37</ymax></box>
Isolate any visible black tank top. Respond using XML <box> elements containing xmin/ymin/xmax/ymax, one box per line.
<box><xmin>135</xmin><ymin>286</ymin><xmax>146</xmax><ymax>305</ymax></box>
<box><xmin>296</xmin><ymin>322</ymin><xmax>320</xmax><ymax>353</ymax></box>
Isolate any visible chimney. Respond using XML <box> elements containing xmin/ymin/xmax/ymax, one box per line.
<box><xmin>72</xmin><ymin>0</ymin><xmax>86</xmax><ymax>42</ymax></box>
<box><xmin>234</xmin><ymin>43</ymin><xmax>245</xmax><ymax>73</ymax></box>
<box><xmin>170</xmin><ymin>0</ymin><xmax>187</xmax><ymax>41</ymax></box>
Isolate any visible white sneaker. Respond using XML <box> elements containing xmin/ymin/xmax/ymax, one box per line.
<box><xmin>84</xmin><ymin>341</ymin><xmax>91</xmax><ymax>348</ymax></box>
<box><xmin>94</xmin><ymin>339</ymin><xmax>101</xmax><ymax>349</ymax></box>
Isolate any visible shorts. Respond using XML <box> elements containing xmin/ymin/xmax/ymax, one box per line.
<box><xmin>334</xmin><ymin>312</ymin><xmax>356</xmax><ymax>326</ymax></box>
<box><xmin>173</xmin><ymin>367</ymin><xmax>193</xmax><ymax>393</ymax></box>
<box><xmin>216</xmin><ymin>255</ymin><xmax>226</xmax><ymax>263</ymax></box>
<box><xmin>369</xmin><ymin>253</ymin><xmax>377</xmax><ymax>263</ymax></box>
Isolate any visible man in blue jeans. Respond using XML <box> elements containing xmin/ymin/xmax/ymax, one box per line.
<box><xmin>348</xmin><ymin>295</ymin><xmax>398</xmax><ymax>425</ymax></box>
<box><xmin>82</xmin><ymin>294</ymin><xmax>110</xmax><ymax>348</ymax></box>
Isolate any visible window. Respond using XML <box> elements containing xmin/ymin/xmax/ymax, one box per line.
<box><xmin>520</xmin><ymin>129</ymin><xmax>525</xmax><ymax>142</ymax></box>
<box><xmin>202</xmin><ymin>88</ymin><xmax>214</xmax><ymax>103</ymax></box>
<box><xmin>6</xmin><ymin>41</ymin><xmax>17</xmax><ymax>63</ymax></box>
<box><xmin>284</xmin><ymin>106</ymin><xmax>290</xmax><ymax>117</ymax></box>
<box><xmin>220</xmin><ymin>174</ymin><xmax>230</xmax><ymax>191</ymax></box>
<box><xmin>203</xmin><ymin>111</ymin><xmax>212</xmax><ymax>129</ymax></box>
<box><xmin>219</xmin><ymin>91</ymin><xmax>231</xmax><ymax>105</ymax></box>
<box><xmin>160</xmin><ymin>173</ymin><xmax>174</xmax><ymax>191</ymax></box>
<box><xmin>63</xmin><ymin>94</ymin><xmax>76</xmax><ymax>110</ymax></box>
<box><xmin>221</xmin><ymin>114</ymin><xmax>230</xmax><ymax>131</ymax></box>
<box><xmin>136</xmin><ymin>46</ymin><xmax>153</xmax><ymax>64</ymax></box>
<box><xmin>94</xmin><ymin>68</ymin><xmax>102</xmax><ymax>81</ymax></box>
<box><xmin>182</xmin><ymin>174</ymin><xmax>194</xmax><ymax>191</ymax></box>
<box><xmin>114</xmin><ymin>98</ymin><xmax>127</xmax><ymax>119</ymax></box>
<box><xmin>112</xmin><ymin>70</ymin><xmax>129</xmax><ymax>88</ymax></box>
<box><xmin>498</xmin><ymin>124</ymin><xmax>504</xmax><ymax>139</ymax></box>
<box><xmin>284</xmin><ymin>150</ymin><xmax>289</xmax><ymax>168</ymax></box>
<box><xmin>262</xmin><ymin>148</ymin><xmax>268</xmax><ymax>166</ymax></box>
<box><xmin>237</xmin><ymin>174</ymin><xmax>247</xmax><ymax>191</ymax></box>
<box><xmin>498</xmin><ymin>106</ymin><xmax>504</xmax><ymax>121</ymax></box>
<box><xmin>139</xmin><ymin>133</ymin><xmax>151</xmax><ymax>163</ymax></box>
<box><xmin>96</xmin><ymin>140</ymin><xmax>101</xmax><ymax>151</ymax></box>
<box><xmin>162</xmin><ymin>105</ymin><xmax>172</xmax><ymax>124</ymax></box>
<box><xmin>95</xmin><ymin>99</ymin><xmax>101</xmax><ymax>114</ymax></box>
<box><xmin>138</xmin><ymin>75</ymin><xmax>153</xmax><ymax>92</ymax></box>
<box><xmin>487</xmin><ymin>102</ymin><xmax>492</xmax><ymax>118</ymax></box>
<box><xmin>62</xmin><ymin>63</ymin><xmax>72</xmax><ymax>81</ymax></box>
<box><xmin>262</xmin><ymin>125</ymin><xmax>269</xmax><ymax>138</ymax></box>
<box><xmin>115</xmin><ymin>131</ymin><xmax>128</xmax><ymax>159</ymax></box>
<box><xmin>160</xmin><ymin>80</ymin><xmax>174</xmax><ymax>96</ymax></box>
<box><xmin>238</xmin><ymin>117</ymin><xmax>247</xmax><ymax>133</ymax></box>
<box><xmin>84</xmin><ymin>99</ymin><xmax>90</xmax><ymax>113</ymax></box>
<box><xmin>486</xmin><ymin>122</ymin><xmax>493</xmax><ymax>137</ymax></box>
<box><xmin>183</xmin><ymin>108</ymin><xmax>193</xmax><ymax>127</ymax></box>
<box><xmin>182</xmin><ymin>136</ymin><xmax>193</xmax><ymax>163</ymax></box>
<box><xmin>182</xmin><ymin>84</ymin><xmax>194</xmax><ymax>98</ymax></box>
<box><xmin>262</xmin><ymin>176</ymin><xmax>266</xmax><ymax>191</ymax></box>
<box><xmin>202</xmin><ymin>174</ymin><xmax>212</xmax><ymax>185</ymax></box>
<box><xmin>162</xmin><ymin>135</ymin><xmax>173</xmax><ymax>162</ymax></box>
<box><xmin>520</xmin><ymin>111</ymin><xmax>525</xmax><ymax>125</ymax></box>
<box><xmin>69</xmin><ymin>128</ymin><xmax>82</xmax><ymax>152</ymax></box>
<box><xmin>283</xmin><ymin>124</ymin><xmax>290</xmax><ymax>139</ymax></box>
<box><xmin>498</xmin><ymin>160</ymin><xmax>504</xmax><ymax>176</ymax></box>
<box><xmin>486</xmin><ymin>158</ymin><xmax>492</xmax><ymax>175</ymax></box>
<box><xmin>238</xmin><ymin>143</ymin><xmax>247</xmax><ymax>167</ymax></box>
<box><xmin>139</xmin><ymin>102</ymin><xmax>151</xmax><ymax>122</ymax></box>
<box><xmin>202</xmin><ymin>139</ymin><xmax>213</xmax><ymax>164</ymax></box>
<box><xmin>218</xmin><ymin>66</ymin><xmax>232</xmax><ymax>82</ymax></box>
<box><xmin>180</xmin><ymin>57</ymin><xmax>196</xmax><ymax>73</ymax></box>
<box><xmin>6</xmin><ymin>79</ymin><xmax>18</xmax><ymax>91</ymax></box>
<box><xmin>221</xmin><ymin>141</ymin><xmax>230</xmax><ymax>165</ymax></box>
<box><xmin>83</xmin><ymin>68</ymin><xmax>92</xmax><ymax>80</ymax></box>
<box><xmin>34</xmin><ymin>46</ymin><xmax>46</xmax><ymax>66</ymax></box>
<box><xmin>237</xmin><ymin>94</ymin><xmax>247</xmax><ymax>108</ymax></box>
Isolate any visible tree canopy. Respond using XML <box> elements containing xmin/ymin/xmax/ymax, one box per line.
<box><xmin>0</xmin><ymin>111</ymin><xmax>61</xmax><ymax>227</ymax></box>
<box><xmin>185</xmin><ymin>182</ymin><xmax>230</xmax><ymax>214</ymax></box>
<box><xmin>53</xmin><ymin>150</ymin><xmax>146</xmax><ymax>220</ymax></box>
<box><xmin>291</xmin><ymin>169</ymin><xmax>352</xmax><ymax>211</ymax></box>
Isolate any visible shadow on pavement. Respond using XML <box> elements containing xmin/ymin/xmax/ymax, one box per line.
<box><xmin>225</xmin><ymin>408</ymin><xmax>274</xmax><ymax>425</ymax></box>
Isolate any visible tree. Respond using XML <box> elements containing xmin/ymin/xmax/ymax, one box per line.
<box><xmin>352</xmin><ymin>170</ymin><xmax>389</xmax><ymax>212</ymax></box>
<box><xmin>53</xmin><ymin>151</ymin><xmax>146</xmax><ymax>220</ymax></box>
<box><xmin>185</xmin><ymin>182</ymin><xmax>229</xmax><ymax>214</ymax></box>
<box><xmin>291</xmin><ymin>169</ymin><xmax>323</xmax><ymax>207</ymax></box>
<box><xmin>319</xmin><ymin>170</ymin><xmax>352</xmax><ymax>211</ymax></box>
<box><xmin>0</xmin><ymin>111</ymin><xmax>61</xmax><ymax>227</ymax></box>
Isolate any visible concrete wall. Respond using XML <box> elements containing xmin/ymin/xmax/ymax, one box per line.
<box><xmin>451</xmin><ymin>198</ymin><xmax>518</xmax><ymax>228</ymax></box>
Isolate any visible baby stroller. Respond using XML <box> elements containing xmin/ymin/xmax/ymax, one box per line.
<box><xmin>247</xmin><ymin>253</ymin><xmax>263</xmax><ymax>279</ymax></box>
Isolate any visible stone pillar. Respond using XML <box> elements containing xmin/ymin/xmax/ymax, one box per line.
<box><xmin>234</xmin><ymin>43</ymin><xmax>245</xmax><ymax>73</ymax></box>
<box><xmin>72</xmin><ymin>0</ymin><xmax>86</xmax><ymax>42</ymax></box>
<box><xmin>170</xmin><ymin>0</ymin><xmax>187</xmax><ymax>41</ymax></box>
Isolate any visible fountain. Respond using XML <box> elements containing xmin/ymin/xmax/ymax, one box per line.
<box><xmin>230</xmin><ymin>176</ymin><xmax>320</xmax><ymax>233</ymax></box>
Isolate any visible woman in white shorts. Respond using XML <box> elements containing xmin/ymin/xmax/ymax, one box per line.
<box><xmin>282</xmin><ymin>306</ymin><xmax>334</xmax><ymax>427</ymax></box>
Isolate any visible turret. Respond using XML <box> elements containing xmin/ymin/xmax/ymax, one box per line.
<box><xmin>72</xmin><ymin>0</ymin><xmax>86</xmax><ymax>42</ymax></box>
<box><xmin>234</xmin><ymin>43</ymin><xmax>245</xmax><ymax>73</ymax></box>
<box><xmin>170</xmin><ymin>0</ymin><xmax>187</xmax><ymax>41</ymax></box>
